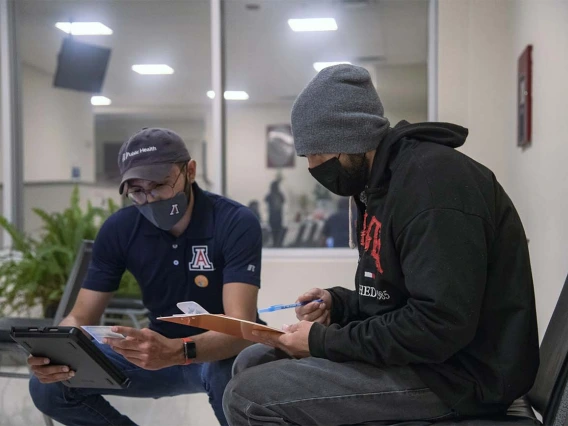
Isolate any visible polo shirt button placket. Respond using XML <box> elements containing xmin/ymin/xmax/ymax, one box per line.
<box><xmin>172</xmin><ymin>243</ymin><xmax>180</xmax><ymax>266</ymax></box>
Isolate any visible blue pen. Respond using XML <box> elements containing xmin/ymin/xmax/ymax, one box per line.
<box><xmin>258</xmin><ymin>299</ymin><xmax>324</xmax><ymax>313</ymax></box>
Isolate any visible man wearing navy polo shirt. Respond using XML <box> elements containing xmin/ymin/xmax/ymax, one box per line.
<box><xmin>28</xmin><ymin>128</ymin><xmax>262</xmax><ymax>426</ymax></box>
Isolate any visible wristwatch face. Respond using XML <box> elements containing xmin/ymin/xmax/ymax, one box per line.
<box><xmin>184</xmin><ymin>340</ymin><xmax>197</xmax><ymax>360</ymax></box>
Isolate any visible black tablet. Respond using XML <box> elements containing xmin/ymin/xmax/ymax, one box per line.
<box><xmin>10</xmin><ymin>326</ymin><xmax>130</xmax><ymax>389</ymax></box>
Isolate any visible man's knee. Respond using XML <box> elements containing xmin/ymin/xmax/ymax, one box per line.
<box><xmin>232</xmin><ymin>343</ymin><xmax>283</xmax><ymax>377</ymax></box>
<box><xmin>223</xmin><ymin>363</ymin><xmax>290</xmax><ymax>425</ymax></box>
<box><xmin>225</xmin><ymin>358</ymin><xmax>282</xmax><ymax>407</ymax></box>
<box><xmin>222</xmin><ymin>370</ymin><xmax>256</xmax><ymax>424</ymax></box>
<box><xmin>29</xmin><ymin>376</ymin><xmax>64</xmax><ymax>416</ymax></box>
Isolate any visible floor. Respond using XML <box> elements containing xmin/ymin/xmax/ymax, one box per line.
<box><xmin>0</xmin><ymin>364</ymin><xmax>217</xmax><ymax>426</ymax></box>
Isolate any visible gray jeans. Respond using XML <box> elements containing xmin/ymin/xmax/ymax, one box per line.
<box><xmin>222</xmin><ymin>344</ymin><xmax>456</xmax><ymax>426</ymax></box>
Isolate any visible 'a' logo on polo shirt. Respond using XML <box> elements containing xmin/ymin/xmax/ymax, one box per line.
<box><xmin>189</xmin><ymin>246</ymin><xmax>215</xmax><ymax>271</ymax></box>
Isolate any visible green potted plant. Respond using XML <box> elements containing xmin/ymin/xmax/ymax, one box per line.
<box><xmin>0</xmin><ymin>186</ymin><xmax>140</xmax><ymax>318</ymax></box>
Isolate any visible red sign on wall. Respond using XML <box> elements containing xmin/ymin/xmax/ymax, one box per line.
<box><xmin>518</xmin><ymin>45</ymin><xmax>533</xmax><ymax>147</ymax></box>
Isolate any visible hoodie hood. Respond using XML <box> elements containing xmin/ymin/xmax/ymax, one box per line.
<box><xmin>389</xmin><ymin>120</ymin><xmax>468</xmax><ymax>148</ymax></box>
<box><xmin>368</xmin><ymin>120</ymin><xmax>469</xmax><ymax>188</ymax></box>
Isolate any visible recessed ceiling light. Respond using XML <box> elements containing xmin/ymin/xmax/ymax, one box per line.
<box><xmin>288</xmin><ymin>18</ymin><xmax>337</xmax><ymax>32</ymax></box>
<box><xmin>55</xmin><ymin>22</ymin><xmax>113</xmax><ymax>35</ymax></box>
<box><xmin>207</xmin><ymin>91</ymin><xmax>249</xmax><ymax>100</ymax></box>
<box><xmin>132</xmin><ymin>64</ymin><xmax>174</xmax><ymax>75</ymax></box>
<box><xmin>91</xmin><ymin>96</ymin><xmax>111</xmax><ymax>106</ymax></box>
<box><xmin>313</xmin><ymin>61</ymin><xmax>352</xmax><ymax>72</ymax></box>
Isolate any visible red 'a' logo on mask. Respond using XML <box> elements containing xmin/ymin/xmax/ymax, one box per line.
<box><xmin>360</xmin><ymin>213</ymin><xmax>384</xmax><ymax>274</ymax></box>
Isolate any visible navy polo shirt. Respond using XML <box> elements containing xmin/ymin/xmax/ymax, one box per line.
<box><xmin>82</xmin><ymin>184</ymin><xmax>262</xmax><ymax>338</ymax></box>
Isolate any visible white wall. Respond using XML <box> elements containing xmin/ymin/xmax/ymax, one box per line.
<box><xmin>377</xmin><ymin>63</ymin><xmax>428</xmax><ymax>125</ymax></box>
<box><xmin>437</xmin><ymin>0</ymin><xmax>513</xmax><ymax>184</ymax></box>
<box><xmin>387</xmin><ymin>109</ymin><xmax>428</xmax><ymax>128</ymax></box>
<box><xmin>506</xmin><ymin>0</ymin><xmax>568</xmax><ymax>337</ymax></box>
<box><xmin>22</xmin><ymin>64</ymin><xmax>95</xmax><ymax>183</ymax></box>
<box><xmin>437</xmin><ymin>0</ymin><xmax>568</xmax><ymax>338</ymax></box>
<box><xmin>0</xmin><ymin>64</ymin><xmax>95</xmax><ymax>184</ymax></box>
<box><xmin>259</xmin><ymin>251</ymin><xmax>359</xmax><ymax>327</ymax></box>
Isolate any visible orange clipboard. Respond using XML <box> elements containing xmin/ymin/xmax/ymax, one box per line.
<box><xmin>157</xmin><ymin>314</ymin><xmax>284</xmax><ymax>343</ymax></box>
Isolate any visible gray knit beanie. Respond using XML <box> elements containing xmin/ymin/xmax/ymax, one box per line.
<box><xmin>291</xmin><ymin>64</ymin><xmax>390</xmax><ymax>156</ymax></box>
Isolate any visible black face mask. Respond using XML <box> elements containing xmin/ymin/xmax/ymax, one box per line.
<box><xmin>136</xmin><ymin>177</ymin><xmax>192</xmax><ymax>231</ymax></box>
<box><xmin>309</xmin><ymin>155</ymin><xmax>368</xmax><ymax>196</ymax></box>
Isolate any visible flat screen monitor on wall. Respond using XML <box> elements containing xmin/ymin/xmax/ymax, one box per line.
<box><xmin>53</xmin><ymin>37</ymin><xmax>111</xmax><ymax>93</ymax></box>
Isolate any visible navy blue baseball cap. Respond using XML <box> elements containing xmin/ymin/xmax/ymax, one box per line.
<box><xmin>118</xmin><ymin>128</ymin><xmax>191</xmax><ymax>194</ymax></box>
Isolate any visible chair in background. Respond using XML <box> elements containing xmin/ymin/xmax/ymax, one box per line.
<box><xmin>0</xmin><ymin>239</ymin><xmax>94</xmax><ymax>426</ymax></box>
<box><xmin>288</xmin><ymin>220</ymin><xmax>322</xmax><ymax>248</ymax></box>
<box><xmin>291</xmin><ymin>222</ymin><xmax>307</xmax><ymax>247</ymax></box>
<box><xmin>102</xmin><ymin>297</ymin><xmax>149</xmax><ymax>329</ymax></box>
<box><xmin>305</xmin><ymin>220</ymin><xmax>325</xmax><ymax>247</ymax></box>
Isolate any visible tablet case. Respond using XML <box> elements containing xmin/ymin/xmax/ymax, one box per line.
<box><xmin>10</xmin><ymin>326</ymin><xmax>130</xmax><ymax>389</ymax></box>
<box><xmin>158</xmin><ymin>313</ymin><xmax>284</xmax><ymax>344</ymax></box>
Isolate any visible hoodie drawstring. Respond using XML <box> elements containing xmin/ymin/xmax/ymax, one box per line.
<box><xmin>349</xmin><ymin>196</ymin><xmax>357</xmax><ymax>249</ymax></box>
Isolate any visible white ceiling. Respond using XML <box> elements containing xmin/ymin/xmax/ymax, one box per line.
<box><xmin>18</xmin><ymin>0</ymin><xmax>429</xmax><ymax>119</ymax></box>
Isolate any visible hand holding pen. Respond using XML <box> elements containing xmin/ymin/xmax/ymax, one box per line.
<box><xmin>294</xmin><ymin>288</ymin><xmax>332</xmax><ymax>325</ymax></box>
<box><xmin>258</xmin><ymin>288</ymin><xmax>332</xmax><ymax>326</ymax></box>
<box><xmin>253</xmin><ymin>289</ymin><xmax>332</xmax><ymax>357</ymax></box>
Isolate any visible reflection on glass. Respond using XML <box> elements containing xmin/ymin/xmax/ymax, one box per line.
<box><xmin>17</xmin><ymin>0</ymin><xmax>211</xmax><ymax>226</ymax></box>
<box><xmin>225</xmin><ymin>0</ymin><xmax>428</xmax><ymax>248</ymax></box>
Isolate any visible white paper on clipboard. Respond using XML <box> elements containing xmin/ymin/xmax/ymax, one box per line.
<box><xmin>176</xmin><ymin>301</ymin><xmax>209</xmax><ymax>315</ymax></box>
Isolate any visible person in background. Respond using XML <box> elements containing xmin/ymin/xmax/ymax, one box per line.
<box><xmin>265</xmin><ymin>177</ymin><xmax>286</xmax><ymax>247</ymax></box>
<box><xmin>222</xmin><ymin>65</ymin><xmax>539</xmax><ymax>426</ymax></box>
<box><xmin>247</xmin><ymin>200</ymin><xmax>262</xmax><ymax>223</ymax></box>
<box><xmin>321</xmin><ymin>197</ymin><xmax>351</xmax><ymax>248</ymax></box>
<box><xmin>28</xmin><ymin>128</ymin><xmax>263</xmax><ymax>426</ymax></box>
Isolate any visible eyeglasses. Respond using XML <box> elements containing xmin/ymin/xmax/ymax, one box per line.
<box><xmin>126</xmin><ymin>166</ymin><xmax>186</xmax><ymax>206</ymax></box>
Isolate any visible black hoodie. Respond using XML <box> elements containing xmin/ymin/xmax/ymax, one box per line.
<box><xmin>309</xmin><ymin>121</ymin><xmax>540</xmax><ymax>416</ymax></box>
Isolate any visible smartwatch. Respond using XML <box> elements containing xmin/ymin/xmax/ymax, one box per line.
<box><xmin>181</xmin><ymin>337</ymin><xmax>197</xmax><ymax>365</ymax></box>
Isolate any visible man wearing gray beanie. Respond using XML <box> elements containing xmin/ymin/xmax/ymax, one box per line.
<box><xmin>224</xmin><ymin>65</ymin><xmax>538</xmax><ymax>425</ymax></box>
